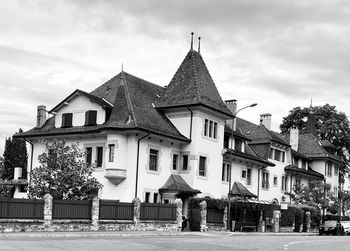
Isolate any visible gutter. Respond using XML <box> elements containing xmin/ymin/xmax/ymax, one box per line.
<box><xmin>135</xmin><ymin>132</ymin><xmax>150</xmax><ymax>198</ymax></box>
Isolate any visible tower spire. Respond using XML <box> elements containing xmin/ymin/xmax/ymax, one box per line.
<box><xmin>198</xmin><ymin>37</ymin><xmax>201</xmax><ymax>54</ymax></box>
<box><xmin>190</xmin><ymin>32</ymin><xmax>194</xmax><ymax>51</ymax></box>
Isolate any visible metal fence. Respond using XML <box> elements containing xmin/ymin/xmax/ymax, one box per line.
<box><xmin>52</xmin><ymin>199</ymin><xmax>91</xmax><ymax>220</ymax></box>
<box><xmin>207</xmin><ymin>208</ymin><xmax>224</xmax><ymax>224</ymax></box>
<box><xmin>0</xmin><ymin>198</ymin><xmax>44</xmax><ymax>219</ymax></box>
<box><xmin>99</xmin><ymin>200</ymin><xmax>133</xmax><ymax>220</ymax></box>
<box><xmin>140</xmin><ymin>203</ymin><xmax>176</xmax><ymax>221</ymax></box>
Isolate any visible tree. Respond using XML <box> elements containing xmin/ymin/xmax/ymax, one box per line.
<box><xmin>287</xmin><ymin>180</ymin><xmax>338</xmax><ymax>214</ymax></box>
<box><xmin>280</xmin><ymin>104</ymin><xmax>350</xmax><ymax>181</ymax></box>
<box><xmin>28</xmin><ymin>139</ymin><xmax>103</xmax><ymax>200</ymax></box>
<box><xmin>3</xmin><ymin>129</ymin><xmax>28</xmax><ymax>180</ymax></box>
<box><xmin>0</xmin><ymin>157</ymin><xmax>13</xmax><ymax>198</ymax></box>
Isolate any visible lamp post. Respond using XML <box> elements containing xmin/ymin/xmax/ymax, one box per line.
<box><xmin>227</xmin><ymin>102</ymin><xmax>257</xmax><ymax>231</ymax></box>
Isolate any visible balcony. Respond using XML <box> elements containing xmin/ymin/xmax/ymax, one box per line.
<box><xmin>104</xmin><ymin>168</ymin><xmax>126</xmax><ymax>185</ymax></box>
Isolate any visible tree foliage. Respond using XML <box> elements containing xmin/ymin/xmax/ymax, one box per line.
<box><xmin>287</xmin><ymin>180</ymin><xmax>338</xmax><ymax>213</ymax></box>
<box><xmin>3</xmin><ymin>129</ymin><xmax>28</xmax><ymax>180</ymax></box>
<box><xmin>280</xmin><ymin>104</ymin><xmax>350</xmax><ymax>176</ymax></box>
<box><xmin>28</xmin><ymin>139</ymin><xmax>103</xmax><ymax>200</ymax></box>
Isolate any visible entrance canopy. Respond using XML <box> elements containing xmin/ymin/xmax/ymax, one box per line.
<box><xmin>159</xmin><ymin>174</ymin><xmax>201</xmax><ymax>197</ymax></box>
<box><xmin>230</xmin><ymin>182</ymin><xmax>257</xmax><ymax>198</ymax></box>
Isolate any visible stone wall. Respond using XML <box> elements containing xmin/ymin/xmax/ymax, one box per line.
<box><xmin>0</xmin><ymin>194</ymin><xmax>183</xmax><ymax>233</ymax></box>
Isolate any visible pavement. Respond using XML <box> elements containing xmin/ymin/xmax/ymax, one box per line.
<box><xmin>0</xmin><ymin>230</ymin><xmax>318</xmax><ymax>239</ymax></box>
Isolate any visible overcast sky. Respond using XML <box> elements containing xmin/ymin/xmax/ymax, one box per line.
<box><xmin>1</xmin><ymin>0</ymin><xmax>350</xmax><ymax>154</ymax></box>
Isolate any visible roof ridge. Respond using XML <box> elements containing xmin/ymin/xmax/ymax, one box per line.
<box><xmin>121</xmin><ymin>75</ymin><xmax>138</xmax><ymax>127</ymax></box>
<box><xmin>191</xmin><ymin>51</ymin><xmax>201</xmax><ymax>102</ymax></box>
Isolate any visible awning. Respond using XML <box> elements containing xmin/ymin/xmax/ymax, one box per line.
<box><xmin>230</xmin><ymin>182</ymin><xmax>257</xmax><ymax>198</ymax></box>
<box><xmin>159</xmin><ymin>174</ymin><xmax>201</xmax><ymax>196</ymax></box>
<box><xmin>284</xmin><ymin>165</ymin><xmax>324</xmax><ymax>180</ymax></box>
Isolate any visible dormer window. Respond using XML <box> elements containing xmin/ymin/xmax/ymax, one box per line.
<box><xmin>61</xmin><ymin>113</ymin><xmax>73</xmax><ymax>128</ymax></box>
<box><xmin>85</xmin><ymin>110</ymin><xmax>97</xmax><ymax>126</ymax></box>
<box><xmin>269</xmin><ymin>147</ymin><xmax>286</xmax><ymax>163</ymax></box>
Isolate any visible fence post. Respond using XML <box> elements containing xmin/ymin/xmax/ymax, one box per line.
<box><xmin>305</xmin><ymin>211</ymin><xmax>311</xmax><ymax>232</ymax></box>
<box><xmin>223</xmin><ymin>206</ymin><xmax>228</xmax><ymax>230</ymax></box>
<box><xmin>200</xmin><ymin>200</ymin><xmax>207</xmax><ymax>232</ymax></box>
<box><xmin>43</xmin><ymin>193</ymin><xmax>53</xmax><ymax>226</ymax></box>
<box><xmin>91</xmin><ymin>196</ymin><xmax>100</xmax><ymax>230</ymax></box>
<box><xmin>174</xmin><ymin>198</ymin><xmax>183</xmax><ymax>231</ymax></box>
<box><xmin>133</xmin><ymin>197</ymin><xmax>141</xmax><ymax>226</ymax></box>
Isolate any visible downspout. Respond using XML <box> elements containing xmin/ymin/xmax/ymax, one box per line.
<box><xmin>257</xmin><ymin>166</ymin><xmax>265</xmax><ymax>201</ymax></box>
<box><xmin>186</xmin><ymin>107</ymin><xmax>193</xmax><ymax>140</ymax></box>
<box><xmin>135</xmin><ymin>132</ymin><xmax>150</xmax><ymax>198</ymax></box>
<box><xmin>290</xmin><ymin>174</ymin><xmax>293</xmax><ymax>203</ymax></box>
<box><xmin>23</xmin><ymin>138</ymin><xmax>33</xmax><ymax>198</ymax></box>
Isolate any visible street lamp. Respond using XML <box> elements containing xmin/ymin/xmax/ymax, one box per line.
<box><xmin>227</xmin><ymin>102</ymin><xmax>257</xmax><ymax>231</ymax></box>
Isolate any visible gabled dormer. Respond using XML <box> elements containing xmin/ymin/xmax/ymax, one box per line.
<box><xmin>49</xmin><ymin>89</ymin><xmax>113</xmax><ymax>128</ymax></box>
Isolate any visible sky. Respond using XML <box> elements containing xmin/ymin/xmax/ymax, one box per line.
<box><xmin>1</xmin><ymin>0</ymin><xmax>350</xmax><ymax>154</ymax></box>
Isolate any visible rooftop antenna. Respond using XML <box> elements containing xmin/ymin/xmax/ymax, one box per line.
<box><xmin>190</xmin><ymin>32</ymin><xmax>194</xmax><ymax>51</ymax></box>
<box><xmin>198</xmin><ymin>37</ymin><xmax>201</xmax><ymax>54</ymax></box>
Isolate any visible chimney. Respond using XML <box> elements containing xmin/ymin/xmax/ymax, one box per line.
<box><xmin>225</xmin><ymin>99</ymin><xmax>237</xmax><ymax>115</ymax></box>
<box><xmin>290</xmin><ymin>126</ymin><xmax>299</xmax><ymax>151</ymax></box>
<box><xmin>36</xmin><ymin>105</ymin><xmax>47</xmax><ymax>128</ymax></box>
<box><xmin>260</xmin><ymin>113</ymin><xmax>271</xmax><ymax>130</ymax></box>
<box><xmin>14</xmin><ymin>167</ymin><xmax>22</xmax><ymax>180</ymax></box>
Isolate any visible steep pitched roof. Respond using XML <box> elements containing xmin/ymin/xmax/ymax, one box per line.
<box><xmin>237</xmin><ymin>118</ymin><xmax>290</xmax><ymax>146</ymax></box>
<box><xmin>159</xmin><ymin>174</ymin><xmax>201</xmax><ymax>195</ymax></box>
<box><xmin>156</xmin><ymin>50</ymin><xmax>232</xmax><ymax>118</ymax></box>
<box><xmin>17</xmin><ymin>72</ymin><xmax>189</xmax><ymax>142</ymax></box>
<box><xmin>296</xmin><ymin>134</ymin><xmax>341</xmax><ymax>162</ymax></box>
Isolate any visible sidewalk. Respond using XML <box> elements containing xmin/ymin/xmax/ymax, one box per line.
<box><xmin>0</xmin><ymin>230</ymin><xmax>318</xmax><ymax>239</ymax></box>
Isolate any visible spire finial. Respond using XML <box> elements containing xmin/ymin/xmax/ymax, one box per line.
<box><xmin>120</xmin><ymin>63</ymin><xmax>124</xmax><ymax>80</ymax></box>
<box><xmin>190</xmin><ymin>32</ymin><xmax>194</xmax><ymax>51</ymax></box>
<box><xmin>310</xmin><ymin>97</ymin><xmax>313</xmax><ymax>108</ymax></box>
<box><xmin>121</xmin><ymin>63</ymin><xmax>124</xmax><ymax>72</ymax></box>
<box><xmin>198</xmin><ymin>37</ymin><xmax>201</xmax><ymax>54</ymax></box>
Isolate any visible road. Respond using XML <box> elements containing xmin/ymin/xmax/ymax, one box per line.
<box><xmin>1</xmin><ymin>232</ymin><xmax>350</xmax><ymax>250</ymax></box>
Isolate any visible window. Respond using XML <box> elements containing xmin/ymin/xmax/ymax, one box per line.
<box><xmin>241</xmin><ymin>169</ymin><xmax>247</xmax><ymax>179</ymax></box>
<box><xmin>172</xmin><ymin>154</ymin><xmax>178</xmax><ymax>170</ymax></box>
<box><xmin>61</xmin><ymin>113</ymin><xmax>73</xmax><ymax>127</ymax></box>
<box><xmin>269</xmin><ymin>148</ymin><xmax>274</xmax><ymax>159</ymax></box>
<box><xmin>334</xmin><ymin>187</ymin><xmax>338</xmax><ymax>197</ymax></box>
<box><xmin>182</xmin><ymin>155</ymin><xmax>188</xmax><ymax>171</ymax></box>
<box><xmin>203</xmin><ymin>119</ymin><xmax>218</xmax><ymax>139</ymax></box>
<box><xmin>262</xmin><ymin>172</ymin><xmax>269</xmax><ymax>189</ymax></box>
<box><xmin>334</xmin><ymin>164</ymin><xmax>339</xmax><ymax>176</ymax></box>
<box><xmin>222</xmin><ymin>163</ymin><xmax>230</xmax><ymax>182</ymax></box>
<box><xmin>108</xmin><ymin>144</ymin><xmax>115</xmax><ymax>162</ymax></box>
<box><xmin>281</xmin><ymin>175</ymin><xmax>288</xmax><ymax>192</ymax></box>
<box><xmin>85</xmin><ymin>110</ymin><xmax>97</xmax><ymax>126</ymax></box>
<box><xmin>223</xmin><ymin>135</ymin><xmax>229</xmax><ymax>148</ymax></box>
<box><xmin>153</xmin><ymin>193</ymin><xmax>158</xmax><ymax>203</ymax></box>
<box><xmin>274</xmin><ymin>149</ymin><xmax>281</xmax><ymax>161</ymax></box>
<box><xmin>273</xmin><ymin>176</ymin><xmax>278</xmax><ymax>186</ymax></box>
<box><xmin>86</xmin><ymin>147</ymin><xmax>92</xmax><ymax>165</ymax></box>
<box><xmin>199</xmin><ymin>156</ymin><xmax>206</xmax><ymax>176</ymax></box>
<box><xmin>145</xmin><ymin>192</ymin><xmax>150</xmax><ymax>203</ymax></box>
<box><xmin>96</xmin><ymin>147</ymin><xmax>103</xmax><ymax>167</ymax></box>
<box><xmin>247</xmin><ymin>169</ymin><xmax>252</xmax><ymax>185</ymax></box>
<box><xmin>270</xmin><ymin>147</ymin><xmax>285</xmax><ymax>162</ymax></box>
<box><xmin>327</xmin><ymin>162</ymin><xmax>332</xmax><ymax>177</ymax></box>
<box><xmin>149</xmin><ymin>149</ymin><xmax>158</xmax><ymax>171</ymax></box>
<box><xmin>235</xmin><ymin>139</ymin><xmax>243</xmax><ymax>152</ymax></box>
<box><xmin>302</xmin><ymin>161</ymin><xmax>307</xmax><ymax>170</ymax></box>
<box><xmin>295</xmin><ymin>178</ymin><xmax>301</xmax><ymax>186</ymax></box>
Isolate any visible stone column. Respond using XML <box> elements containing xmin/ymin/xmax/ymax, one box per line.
<box><xmin>223</xmin><ymin>206</ymin><xmax>228</xmax><ymax>230</ymax></box>
<box><xmin>174</xmin><ymin>198</ymin><xmax>183</xmax><ymax>231</ymax></box>
<box><xmin>91</xmin><ymin>196</ymin><xmax>100</xmax><ymax>230</ymax></box>
<box><xmin>133</xmin><ymin>197</ymin><xmax>141</xmax><ymax>226</ymax></box>
<box><xmin>305</xmin><ymin>211</ymin><xmax>311</xmax><ymax>232</ymax></box>
<box><xmin>43</xmin><ymin>193</ymin><xmax>53</xmax><ymax>226</ymax></box>
<box><xmin>200</xmin><ymin>200</ymin><xmax>207</xmax><ymax>232</ymax></box>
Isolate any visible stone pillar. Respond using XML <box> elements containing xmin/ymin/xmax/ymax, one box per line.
<box><xmin>258</xmin><ymin>210</ymin><xmax>264</xmax><ymax>232</ymax></box>
<box><xmin>272</xmin><ymin>210</ymin><xmax>280</xmax><ymax>232</ymax></box>
<box><xmin>91</xmin><ymin>196</ymin><xmax>100</xmax><ymax>230</ymax></box>
<box><xmin>43</xmin><ymin>193</ymin><xmax>53</xmax><ymax>226</ymax></box>
<box><xmin>305</xmin><ymin>211</ymin><xmax>311</xmax><ymax>232</ymax></box>
<box><xmin>174</xmin><ymin>198</ymin><xmax>183</xmax><ymax>231</ymax></box>
<box><xmin>223</xmin><ymin>206</ymin><xmax>228</xmax><ymax>230</ymax></box>
<box><xmin>133</xmin><ymin>197</ymin><xmax>141</xmax><ymax>226</ymax></box>
<box><xmin>199</xmin><ymin>200</ymin><xmax>207</xmax><ymax>232</ymax></box>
